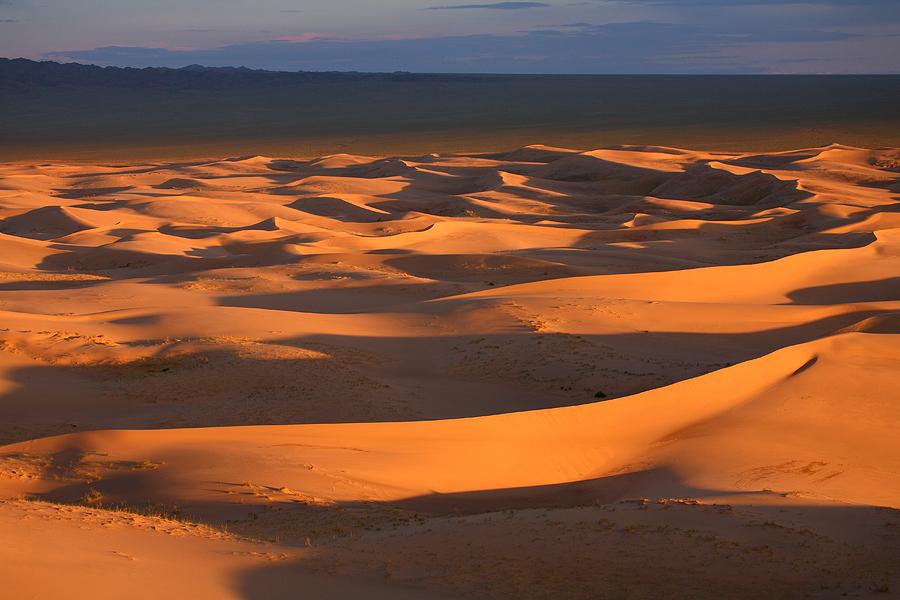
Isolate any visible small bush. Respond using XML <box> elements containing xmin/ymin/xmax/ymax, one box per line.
<box><xmin>82</xmin><ymin>488</ymin><xmax>103</xmax><ymax>505</ymax></box>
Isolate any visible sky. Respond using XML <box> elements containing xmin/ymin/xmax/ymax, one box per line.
<box><xmin>1</xmin><ymin>0</ymin><xmax>899</xmax><ymax>74</ymax></box>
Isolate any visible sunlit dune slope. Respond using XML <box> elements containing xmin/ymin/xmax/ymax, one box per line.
<box><xmin>4</xmin><ymin>330</ymin><xmax>898</xmax><ymax>514</ymax></box>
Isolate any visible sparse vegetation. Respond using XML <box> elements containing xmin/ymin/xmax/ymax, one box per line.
<box><xmin>82</xmin><ymin>488</ymin><xmax>103</xmax><ymax>505</ymax></box>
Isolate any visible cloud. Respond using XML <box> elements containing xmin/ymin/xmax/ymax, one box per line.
<box><xmin>428</xmin><ymin>2</ymin><xmax>549</xmax><ymax>9</ymax></box>
<box><xmin>0</xmin><ymin>18</ymin><xmax>16</xmax><ymax>23</ymax></box>
<box><xmin>597</xmin><ymin>0</ymin><xmax>900</xmax><ymax>29</ymax></box>
<box><xmin>45</xmin><ymin>20</ymin><xmax>897</xmax><ymax>75</ymax></box>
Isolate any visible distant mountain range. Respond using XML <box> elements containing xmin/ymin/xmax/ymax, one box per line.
<box><xmin>0</xmin><ymin>58</ymin><xmax>497</xmax><ymax>90</ymax></box>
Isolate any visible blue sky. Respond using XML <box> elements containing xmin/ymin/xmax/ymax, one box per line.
<box><xmin>1</xmin><ymin>0</ymin><xmax>898</xmax><ymax>73</ymax></box>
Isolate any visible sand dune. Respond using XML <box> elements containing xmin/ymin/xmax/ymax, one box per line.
<box><xmin>1</xmin><ymin>144</ymin><xmax>898</xmax><ymax>599</ymax></box>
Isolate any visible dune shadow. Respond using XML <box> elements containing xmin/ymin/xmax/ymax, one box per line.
<box><xmin>53</xmin><ymin>186</ymin><xmax>134</xmax><ymax>199</ymax></box>
<box><xmin>35</xmin><ymin>234</ymin><xmax>316</xmax><ymax>275</ymax></box>
<box><xmin>229</xmin><ymin>468</ymin><xmax>900</xmax><ymax>600</ymax></box>
<box><xmin>288</xmin><ymin>196</ymin><xmax>389</xmax><ymax>222</ymax></box>
<box><xmin>787</xmin><ymin>277</ymin><xmax>900</xmax><ymax>305</ymax></box>
<box><xmin>218</xmin><ymin>282</ymin><xmax>454</xmax><ymax>314</ymax></box>
<box><xmin>0</xmin><ymin>279</ymin><xmax>108</xmax><ymax>291</ymax></box>
<box><xmin>71</xmin><ymin>200</ymin><xmax>134</xmax><ymax>211</ymax></box>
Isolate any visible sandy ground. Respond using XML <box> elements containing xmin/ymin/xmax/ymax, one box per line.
<box><xmin>0</xmin><ymin>144</ymin><xmax>898</xmax><ymax>598</ymax></box>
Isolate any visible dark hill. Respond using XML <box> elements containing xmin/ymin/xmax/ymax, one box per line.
<box><xmin>0</xmin><ymin>57</ymin><xmax>487</xmax><ymax>90</ymax></box>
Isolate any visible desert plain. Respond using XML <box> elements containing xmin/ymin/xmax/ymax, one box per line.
<box><xmin>0</xmin><ymin>143</ymin><xmax>898</xmax><ymax>598</ymax></box>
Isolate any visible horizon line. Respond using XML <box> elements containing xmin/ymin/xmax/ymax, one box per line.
<box><xmin>3</xmin><ymin>57</ymin><xmax>900</xmax><ymax>77</ymax></box>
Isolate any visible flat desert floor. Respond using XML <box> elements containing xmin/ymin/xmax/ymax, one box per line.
<box><xmin>0</xmin><ymin>144</ymin><xmax>898</xmax><ymax>599</ymax></box>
